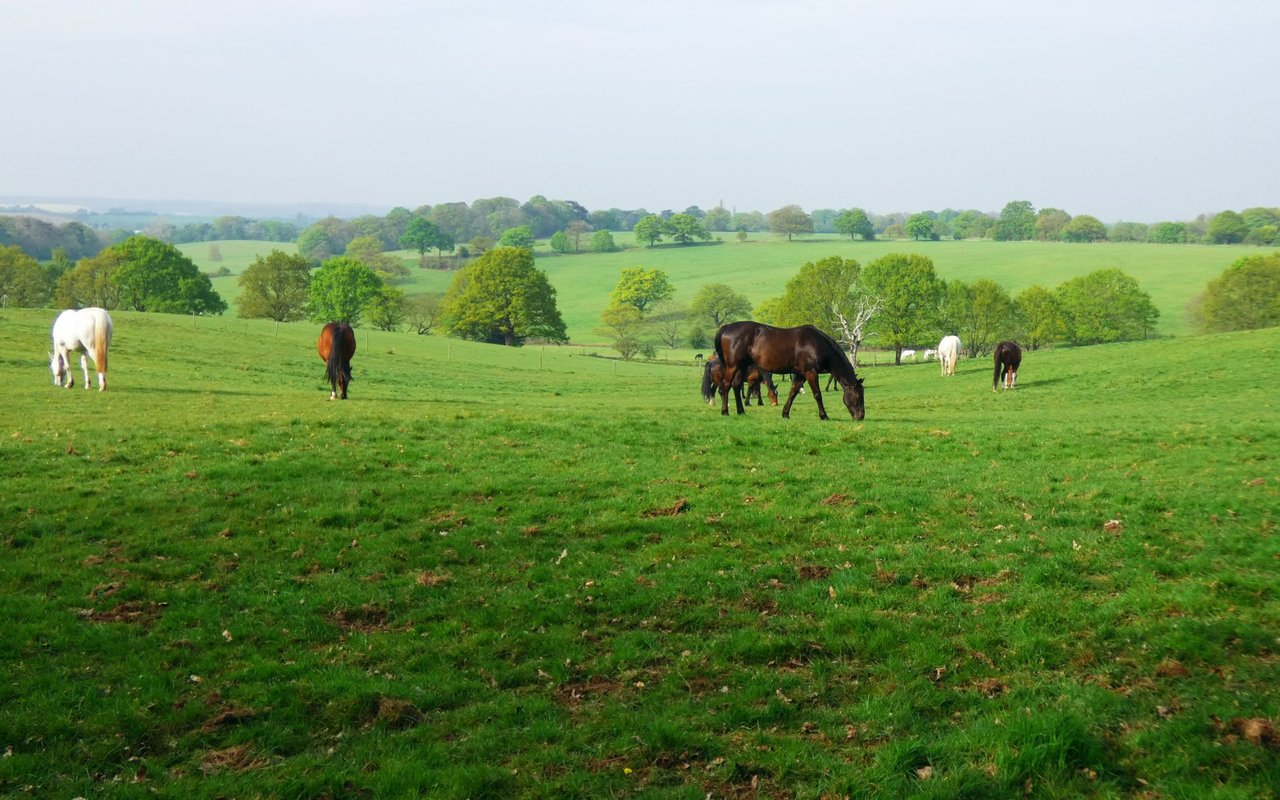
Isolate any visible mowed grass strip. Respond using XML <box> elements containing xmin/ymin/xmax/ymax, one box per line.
<box><xmin>1</xmin><ymin>309</ymin><xmax>1277</xmax><ymax>798</ymax></box>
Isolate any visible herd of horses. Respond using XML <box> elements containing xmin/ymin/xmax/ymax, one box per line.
<box><xmin>46</xmin><ymin>309</ymin><xmax>1020</xmax><ymax>414</ymax></box>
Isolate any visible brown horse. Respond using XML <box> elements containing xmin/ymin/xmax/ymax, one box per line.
<box><xmin>318</xmin><ymin>322</ymin><xmax>357</xmax><ymax>400</ymax></box>
<box><xmin>701</xmin><ymin>354</ymin><xmax>777</xmax><ymax>407</ymax></box>
<box><xmin>993</xmin><ymin>340</ymin><xmax>1021</xmax><ymax>391</ymax></box>
<box><xmin>715</xmin><ymin>321</ymin><xmax>865</xmax><ymax>420</ymax></box>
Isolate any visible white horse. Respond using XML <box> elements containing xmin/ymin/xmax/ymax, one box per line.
<box><xmin>937</xmin><ymin>335</ymin><xmax>961</xmax><ymax>377</ymax></box>
<box><xmin>922</xmin><ymin>348</ymin><xmax>937</xmax><ymax>361</ymax></box>
<box><xmin>901</xmin><ymin>349</ymin><xmax>916</xmax><ymax>361</ymax></box>
<box><xmin>50</xmin><ymin>307</ymin><xmax>113</xmax><ymax>391</ymax></box>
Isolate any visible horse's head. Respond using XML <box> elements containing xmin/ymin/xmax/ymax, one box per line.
<box><xmin>49</xmin><ymin>351</ymin><xmax>66</xmax><ymax>387</ymax></box>
<box><xmin>842</xmin><ymin>376</ymin><xmax>866</xmax><ymax>421</ymax></box>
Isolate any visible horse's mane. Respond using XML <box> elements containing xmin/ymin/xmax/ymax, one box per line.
<box><xmin>807</xmin><ymin>326</ymin><xmax>860</xmax><ymax>386</ymax></box>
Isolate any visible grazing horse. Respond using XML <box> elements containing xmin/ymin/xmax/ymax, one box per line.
<box><xmin>937</xmin><ymin>335</ymin><xmax>961</xmax><ymax>377</ymax></box>
<box><xmin>317</xmin><ymin>322</ymin><xmax>357</xmax><ymax>400</ymax></box>
<box><xmin>701</xmin><ymin>355</ymin><xmax>778</xmax><ymax>407</ymax></box>
<box><xmin>901</xmin><ymin>349</ymin><xmax>916</xmax><ymax>361</ymax></box>
<box><xmin>715</xmin><ymin>321</ymin><xmax>865</xmax><ymax>421</ymax></box>
<box><xmin>993</xmin><ymin>340</ymin><xmax>1022</xmax><ymax>391</ymax></box>
<box><xmin>50</xmin><ymin>307</ymin><xmax>112</xmax><ymax>391</ymax></box>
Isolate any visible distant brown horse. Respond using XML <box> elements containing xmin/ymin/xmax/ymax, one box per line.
<box><xmin>714</xmin><ymin>321</ymin><xmax>865</xmax><ymax>420</ymax></box>
<box><xmin>318</xmin><ymin>322</ymin><xmax>356</xmax><ymax>400</ymax></box>
<box><xmin>993</xmin><ymin>340</ymin><xmax>1021</xmax><ymax>391</ymax></box>
<box><xmin>701</xmin><ymin>354</ymin><xmax>777</xmax><ymax>407</ymax></box>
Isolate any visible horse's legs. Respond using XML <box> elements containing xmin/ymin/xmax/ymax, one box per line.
<box><xmin>806</xmin><ymin>371</ymin><xmax>829</xmax><ymax>420</ymax></box>
<box><xmin>718</xmin><ymin>377</ymin><xmax>731</xmax><ymax>416</ymax></box>
<box><xmin>780</xmin><ymin>377</ymin><xmax>805</xmax><ymax>419</ymax></box>
<box><xmin>80</xmin><ymin>354</ymin><xmax>91</xmax><ymax>390</ymax></box>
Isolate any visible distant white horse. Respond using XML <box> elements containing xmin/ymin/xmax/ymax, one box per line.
<box><xmin>901</xmin><ymin>349</ymin><xmax>916</xmax><ymax>361</ymax></box>
<box><xmin>937</xmin><ymin>335</ymin><xmax>961</xmax><ymax>377</ymax></box>
<box><xmin>922</xmin><ymin>348</ymin><xmax>938</xmax><ymax>361</ymax></box>
<box><xmin>50</xmin><ymin>307</ymin><xmax>113</xmax><ymax>391</ymax></box>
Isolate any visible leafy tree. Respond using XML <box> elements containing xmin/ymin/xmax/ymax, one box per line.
<box><xmin>861</xmin><ymin>253</ymin><xmax>943</xmax><ymax>362</ymax></box>
<box><xmin>597</xmin><ymin>303</ymin><xmax>648</xmax><ymax>359</ymax></box>
<box><xmin>400</xmin><ymin>216</ymin><xmax>450</xmax><ymax>257</ymax></box>
<box><xmin>405</xmin><ymin>293</ymin><xmax>445</xmax><ymax>334</ymax></box>
<box><xmin>497</xmin><ymin>225</ymin><xmax>536</xmax><ymax>249</ymax></box>
<box><xmin>833</xmin><ymin>208</ymin><xmax>875</xmax><ymax>240</ymax></box>
<box><xmin>703</xmin><ymin>205</ymin><xmax>732</xmax><ymax>232</ymax></box>
<box><xmin>633</xmin><ymin>215</ymin><xmax>665</xmax><ymax>247</ymax></box>
<box><xmin>609</xmin><ymin>267</ymin><xmax>673</xmax><ymax>314</ymax></box>
<box><xmin>54</xmin><ymin>249</ymin><xmax>123</xmax><ymax>310</ymax></box>
<box><xmin>236</xmin><ymin>249</ymin><xmax>312</xmax><ymax>322</ymax></box>
<box><xmin>1035</xmin><ymin>208</ymin><xmax>1072</xmax><ymax>241</ymax></box>
<box><xmin>590</xmin><ymin>230</ymin><xmax>616</xmax><ymax>253</ymax></box>
<box><xmin>1014</xmin><ymin>284</ymin><xmax>1067</xmax><ymax>350</ymax></box>
<box><xmin>950</xmin><ymin>210</ymin><xmax>993</xmax><ymax>240</ymax></box>
<box><xmin>441</xmin><ymin>246</ymin><xmax>567</xmax><ymax>346</ymax></box>
<box><xmin>666</xmin><ymin>213</ymin><xmax>711</xmax><ymax>245</ymax></box>
<box><xmin>367</xmin><ymin>286</ymin><xmax>408</xmax><ymax>332</ymax></box>
<box><xmin>1207</xmin><ymin>210</ymin><xmax>1248</xmax><ymax>244</ymax></box>
<box><xmin>345</xmin><ymin>235</ymin><xmax>409</xmax><ymax>281</ymax></box>
<box><xmin>1192</xmin><ymin>251</ymin><xmax>1280</xmax><ymax>332</ymax></box>
<box><xmin>469</xmin><ymin>235</ymin><xmax>496</xmax><ymax>256</ymax></box>
<box><xmin>941</xmin><ymin>278</ymin><xmax>1017</xmax><ymax>357</ymax></box>
<box><xmin>0</xmin><ymin>244</ymin><xmax>49</xmax><ymax>307</ymax></box>
<box><xmin>566</xmin><ymin>220</ymin><xmax>592</xmax><ymax>252</ymax></box>
<box><xmin>549</xmin><ymin>230</ymin><xmax>571</xmax><ymax>254</ymax></box>
<box><xmin>1109</xmin><ymin>221</ymin><xmax>1147</xmax><ymax>242</ymax></box>
<box><xmin>768</xmin><ymin>255</ymin><xmax>879</xmax><ymax>362</ymax></box>
<box><xmin>689</xmin><ymin>283</ymin><xmax>752</xmax><ymax>329</ymax></box>
<box><xmin>732</xmin><ymin>210</ymin><xmax>766</xmax><ymax>232</ymax></box>
<box><xmin>767</xmin><ymin>205</ymin><xmax>814</xmax><ymax>241</ymax></box>
<box><xmin>993</xmin><ymin>200</ymin><xmax>1037</xmax><ymax>241</ymax></box>
<box><xmin>1055</xmin><ymin>268</ymin><xmax>1159</xmax><ymax>344</ymax></box>
<box><xmin>308</xmin><ymin>256</ymin><xmax>384</xmax><ymax>325</ymax></box>
<box><xmin>905</xmin><ymin>214</ymin><xmax>937</xmax><ymax>241</ymax></box>
<box><xmin>1244</xmin><ymin>225</ymin><xmax>1278</xmax><ymax>246</ymax></box>
<box><xmin>297</xmin><ymin>217</ymin><xmax>353</xmax><ymax>261</ymax></box>
<box><xmin>111</xmin><ymin>236</ymin><xmax>226</xmax><ymax>314</ymax></box>
<box><xmin>1148</xmin><ymin>222</ymin><xmax>1189</xmax><ymax>244</ymax></box>
<box><xmin>1062</xmin><ymin>215</ymin><xmax>1108</xmax><ymax>243</ymax></box>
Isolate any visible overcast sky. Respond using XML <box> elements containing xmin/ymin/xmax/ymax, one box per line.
<box><xmin>4</xmin><ymin>0</ymin><xmax>1277</xmax><ymax>222</ymax></box>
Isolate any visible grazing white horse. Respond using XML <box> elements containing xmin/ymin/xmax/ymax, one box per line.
<box><xmin>923</xmin><ymin>348</ymin><xmax>938</xmax><ymax>361</ymax></box>
<box><xmin>901</xmin><ymin>349</ymin><xmax>916</xmax><ymax>361</ymax></box>
<box><xmin>937</xmin><ymin>335</ymin><xmax>961</xmax><ymax>377</ymax></box>
<box><xmin>50</xmin><ymin>307</ymin><xmax>113</xmax><ymax>391</ymax></box>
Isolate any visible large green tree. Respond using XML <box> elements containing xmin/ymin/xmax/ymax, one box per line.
<box><xmin>941</xmin><ymin>278</ymin><xmax>1017</xmax><ymax>357</ymax></box>
<box><xmin>633</xmin><ymin>215</ymin><xmax>665</xmax><ymax>247</ymax></box>
<box><xmin>0</xmin><ymin>244</ymin><xmax>49</xmax><ymax>307</ymax></box>
<box><xmin>689</xmin><ymin>282</ymin><xmax>752</xmax><ymax>328</ymax></box>
<box><xmin>767</xmin><ymin>205</ymin><xmax>814</xmax><ymax>241</ymax></box>
<box><xmin>1062</xmin><ymin>215</ymin><xmax>1108</xmax><ymax>243</ymax></box>
<box><xmin>861</xmin><ymin>253</ymin><xmax>943</xmax><ymax>362</ymax></box>
<box><xmin>767</xmin><ymin>255</ymin><xmax>877</xmax><ymax>362</ymax></box>
<box><xmin>666</xmin><ymin>213</ymin><xmax>711</xmax><ymax>245</ymax></box>
<box><xmin>993</xmin><ymin>200</ymin><xmax>1037</xmax><ymax>241</ymax></box>
<box><xmin>111</xmin><ymin>236</ymin><xmax>226</xmax><ymax>314</ymax></box>
<box><xmin>1014</xmin><ymin>284</ymin><xmax>1067</xmax><ymax>350</ymax></box>
<box><xmin>1192</xmin><ymin>252</ymin><xmax>1280</xmax><ymax>332</ymax></box>
<box><xmin>441</xmin><ymin>246</ymin><xmax>567</xmax><ymax>346</ymax></box>
<box><xmin>609</xmin><ymin>267</ymin><xmax>673</xmax><ymax>314</ymax></box>
<box><xmin>1055</xmin><ymin>268</ymin><xmax>1159</xmax><ymax>344</ymax></box>
<box><xmin>833</xmin><ymin>208</ymin><xmax>875</xmax><ymax>240</ymax></box>
<box><xmin>54</xmin><ymin>249</ymin><xmax>123</xmax><ymax>310</ymax></box>
<box><xmin>905</xmin><ymin>214</ymin><xmax>937</xmax><ymax>241</ymax></box>
<box><xmin>1207</xmin><ymin>210</ymin><xmax>1248</xmax><ymax>244</ymax></box>
<box><xmin>308</xmin><ymin>256</ymin><xmax>384</xmax><ymax>325</ymax></box>
<box><xmin>236</xmin><ymin>250</ymin><xmax>313</xmax><ymax>322</ymax></box>
<box><xmin>400</xmin><ymin>216</ymin><xmax>451</xmax><ymax>258</ymax></box>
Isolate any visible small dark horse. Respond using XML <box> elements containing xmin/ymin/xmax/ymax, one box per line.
<box><xmin>318</xmin><ymin>322</ymin><xmax>357</xmax><ymax>400</ymax></box>
<box><xmin>993</xmin><ymin>340</ymin><xmax>1021</xmax><ymax>391</ymax></box>
<box><xmin>715</xmin><ymin>321</ymin><xmax>865</xmax><ymax>420</ymax></box>
<box><xmin>701</xmin><ymin>355</ymin><xmax>778</xmax><ymax>407</ymax></box>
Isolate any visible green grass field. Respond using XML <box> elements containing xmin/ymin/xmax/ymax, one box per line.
<box><xmin>3</xmin><ymin>309</ymin><xmax>1277</xmax><ymax>798</ymax></box>
<box><xmin>180</xmin><ymin>237</ymin><xmax>1271</xmax><ymax>343</ymax></box>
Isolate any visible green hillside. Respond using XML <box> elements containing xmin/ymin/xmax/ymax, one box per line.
<box><xmin>3</xmin><ymin>308</ymin><xmax>1278</xmax><ymax>798</ymax></box>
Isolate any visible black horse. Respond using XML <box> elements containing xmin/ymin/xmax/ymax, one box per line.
<box><xmin>993</xmin><ymin>340</ymin><xmax>1021</xmax><ymax>391</ymax></box>
<box><xmin>701</xmin><ymin>355</ymin><xmax>778</xmax><ymax>407</ymax></box>
<box><xmin>714</xmin><ymin>321</ymin><xmax>865</xmax><ymax>420</ymax></box>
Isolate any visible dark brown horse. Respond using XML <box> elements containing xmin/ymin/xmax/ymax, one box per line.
<box><xmin>715</xmin><ymin>321</ymin><xmax>865</xmax><ymax>420</ymax></box>
<box><xmin>318</xmin><ymin>322</ymin><xmax>357</xmax><ymax>400</ymax></box>
<box><xmin>701</xmin><ymin>355</ymin><xmax>778</xmax><ymax>407</ymax></box>
<box><xmin>993</xmin><ymin>340</ymin><xmax>1021</xmax><ymax>391</ymax></box>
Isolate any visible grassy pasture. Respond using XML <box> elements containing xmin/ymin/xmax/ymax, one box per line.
<box><xmin>180</xmin><ymin>238</ymin><xmax>1264</xmax><ymax>344</ymax></box>
<box><xmin>2</xmin><ymin>309</ymin><xmax>1277</xmax><ymax>798</ymax></box>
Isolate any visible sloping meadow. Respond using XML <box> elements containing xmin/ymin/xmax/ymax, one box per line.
<box><xmin>2</xmin><ymin>310</ymin><xmax>1277</xmax><ymax>798</ymax></box>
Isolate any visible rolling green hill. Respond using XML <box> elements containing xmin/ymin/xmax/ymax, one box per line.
<box><xmin>180</xmin><ymin>237</ymin><xmax>1268</xmax><ymax>343</ymax></box>
<box><xmin>3</xmin><ymin>308</ymin><xmax>1278</xmax><ymax>798</ymax></box>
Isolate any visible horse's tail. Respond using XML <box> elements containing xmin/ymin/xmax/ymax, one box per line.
<box><xmin>700</xmin><ymin>359</ymin><xmax>715</xmax><ymax>402</ymax></box>
<box><xmin>340</xmin><ymin>323</ymin><xmax>355</xmax><ymax>383</ymax></box>
<box><xmin>94</xmin><ymin>310</ymin><xmax>110</xmax><ymax>375</ymax></box>
<box><xmin>325</xmin><ymin>325</ymin><xmax>345</xmax><ymax>388</ymax></box>
<box><xmin>993</xmin><ymin>348</ymin><xmax>1002</xmax><ymax>391</ymax></box>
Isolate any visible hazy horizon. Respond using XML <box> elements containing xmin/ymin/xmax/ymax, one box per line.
<box><xmin>5</xmin><ymin>0</ymin><xmax>1277</xmax><ymax>223</ymax></box>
